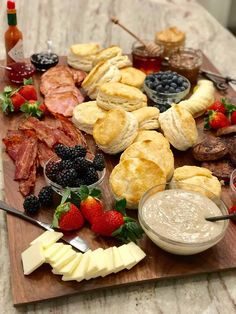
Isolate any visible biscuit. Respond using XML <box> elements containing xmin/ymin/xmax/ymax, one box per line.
<box><xmin>93</xmin><ymin>108</ymin><xmax>138</xmax><ymax>154</ymax></box>
<box><xmin>133</xmin><ymin>130</ymin><xmax>170</xmax><ymax>149</ymax></box>
<box><xmin>132</xmin><ymin>107</ymin><xmax>160</xmax><ymax>130</ymax></box>
<box><xmin>178</xmin><ymin>80</ymin><xmax>215</xmax><ymax>118</ymax></box>
<box><xmin>107</xmin><ymin>55</ymin><xmax>132</xmax><ymax>69</ymax></box>
<box><xmin>120</xmin><ymin>67</ymin><xmax>146</xmax><ymax>89</ymax></box>
<box><xmin>92</xmin><ymin>46</ymin><xmax>122</xmax><ymax>66</ymax></box>
<box><xmin>159</xmin><ymin>104</ymin><xmax>198</xmax><ymax>151</ymax></box>
<box><xmin>110</xmin><ymin>157</ymin><xmax>166</xmax><ymax>209</ymax></box>
<box><xmin>81</xmin><ymin>61</ymin><xmax>121</xmax><ymax>99</ymax></box>
<box><xmin>170</xmin><ymin>165</ymin><xmax>222</xmax><ymax>198</ymax></box>
<box><xmin>97</xmin><ymin>82</ymin><xmax>147</xmax><ymax>112</ymax></box>
<box><xmin>120</xmin><ymin>140</ymin><xmax>174</xmax><ymax>180</ymax></box>
<box><xmin>67</xmin><ymin>43</ymin><xmax>101</xmax><ymax>72</ymax></box>
<box><xmin>72</xmin><ymin>101</ymin><xmax>107</xmax><ymax>134</ymax></box>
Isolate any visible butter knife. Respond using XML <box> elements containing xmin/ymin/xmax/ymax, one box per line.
<box><xmin>0</xmin><ymin>200</ymin><xmax>89</xmax><ymax>252</ymax></box>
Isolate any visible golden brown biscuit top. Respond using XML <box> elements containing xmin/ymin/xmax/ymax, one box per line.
<box><xmin>173</xmin><ymin>105</ymin><xmax>197</xmax><ymax>142</ymax></box>
<box><xmin>120</xmin><ymin>67</ymin><xmax>146</xmax><ymax>87</ymax></box>
<box><xmin>70</xmin><ymin>43</ymin><xmax>101</xmax><ymax>56</ymax></box>
<box><xmin>133</xmin><ymin>130</ymin><xmax>170</xmax><ymax>148</ymax></box>
<box><xmin>156</xmin><ymin>27</ymin><xmax>185</xmax><ymax>43</ymax></box>
<box><xmin>93</xmin><ymin>109</ymin><xmax>127</xmax><ymax>146</ymax></box>
<box><xmin>99</xmin><ymin>82</ymin><xmax>147</xmax><ymax>102</ymax></box>
<box><xmin>173</xmin><ymin>166</ymin><xmax>213</xmax><ymax>181</ymax></box>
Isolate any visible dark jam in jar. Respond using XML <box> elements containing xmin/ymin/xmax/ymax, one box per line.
<box><xmin>169</xmin><ymin>48</ymin><xmax>202</xmax><ymax>84</ymax></box>
<box><xmin>30</xmin><ymin>52</ymin><xmax>59</xmax><ymax>71</ymax></box>
<box><xmin>132</xmin><ymin>41</ymin><xmax>164</xmax><ymax>74</ymax></box>
<box><xmin>7</xmin><ymin>62</ymin><xmax>35</xmax><ymax>83</ymax></box>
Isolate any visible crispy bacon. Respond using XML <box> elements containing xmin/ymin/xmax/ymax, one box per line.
<box><xmin>56</xmin><ymin>114</ymin><xmax>88</xmax><ymax>148</ymax></box>
<box><xmin>37</xmin><ymin>142</ymin><xmax>57</xmax><ymax>167</ymax></box>
<box><xmin>19</xmin><ymin>163</ymin><xmax>37</xmax><ymax>196</ymax></box>
<box><xmin>15</xmin><ymin>136</ymin><xmax>38</xmax><ymax>180</ymax></box>
<box><xmin>3</xmin><ymin>130</ymin><xmax>25</xmax><ymax>161</ymax></box>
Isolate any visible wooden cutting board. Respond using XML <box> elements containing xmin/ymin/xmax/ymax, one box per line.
<box><xmin>0</xmin><ymin>56</ymin><xmax>236</xmax><ymax>306</ymax></box>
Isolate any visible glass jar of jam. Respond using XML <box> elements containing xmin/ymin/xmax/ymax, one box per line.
<box><xmin>169</xmin><ymin>48</ymin><xmax>202</xmax><ymax>84</ymax></box>
<box><xmin>132</xmin><ymin>40</ymin><xmax>164</xmax><ymax>74</ymax></box>
<box><xmin>155</xmin><ymin>27</ymin><xmax>185</xmax><ymax>58</ymax></box>
<box><xmin>7</xmin><ymin>62</ymin><xmax>35</xmax><ymax>83</ymax></box>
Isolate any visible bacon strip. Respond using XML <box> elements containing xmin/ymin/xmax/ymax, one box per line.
<box><xmin>19</xmin><ymin>163</ymin><xmax>37</xmax><ymax>196</ymax></box>
<box><xmin>2</xmin><ymin>130</ymin><xmax>26</xmax><ymax>161</ymax></box>
<box><xmin>37</xmin><ymin>142</ymin><xmax>57</xmax><ymax>167</ymax></box>
<box><xmin>15</xmin><ymin>136</ymin><xmax>38</xmax><ymax>180</ymax></box>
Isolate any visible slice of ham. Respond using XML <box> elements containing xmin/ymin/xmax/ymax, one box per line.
<box><xmin>44</xmin><ymin>86</ymin><xmax>84</xmax><ymax>117</ymax></box>
<box><xmin>216</xmin><ymin>125</ymin><xmax>236</xmax><ymax>136</ymax></box>
<box><xmin>15</xmin><ymin>136</ymin><xmax>38</xmax><ymax>180</ymax></box>
<box><xmin>19</xmin><ymin>163</ymin><xmax>37</xmax><ymax>196</ymax></box>
<box><xmin>68</xmin><ymin>67</ymin><xmax>87</xmax><ymax>86</ymax></box>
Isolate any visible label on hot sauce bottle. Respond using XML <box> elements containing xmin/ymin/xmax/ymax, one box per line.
<box><xmin>8</xmin><ymin>39</ymin><xmax>24</xmax><ymax>62</ymax></box>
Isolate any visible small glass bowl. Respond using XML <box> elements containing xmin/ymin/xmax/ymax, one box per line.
<box><xmin>143</xmin><ymin>73</ymin><xmax>190</xmax><ymax>111</ymax></box>
<box><xmin>230</xmin><ymin>169</ymin><xmax>236</xmax><ymax>202</ymax></box>
<box><xmin>7</xmin><ymin>62</ymin><xmax>35</xmax><ymax>83</ymax></box>
<box><xmin>44</xmin><ymin>156</ymin><xmax>106</xmax><ymax>195</ymax></box>
<box><xmin>138</xmin><ymin>183</ymin><xmax>228</xmax><ymax>255</ymax></box>
<box><xmin>30</xmin><ymin>52</ymin><xmax>59</xmax><ymax>72</ymax></box>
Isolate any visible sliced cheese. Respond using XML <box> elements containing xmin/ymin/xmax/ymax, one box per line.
<box><xmin>52</xmin><ymin>253</ymin><xmax>82</xmax><ymax>276</ymax></box>
<box><xmin>51</xmin><ymin>249</ymin><xmax>77</xmax><ymax>270</ymax></box>
<box><xmin>21</xmin><ymin>243</ymin><xmax>45</xmax><ymax>275</ymax></box>
<box><xmin>44</xmin><ymin>243</ymin><xmax>64</xmax><ymax>261</ymax></box>
<box><xmin>127</xmin><ymin>242</ymin><xmax>146</xmax><ymax>264</ymax></box>
<box><xmin>112</xmin><ymin>246</ymin><xmax>125</xmax><ymax>273</ymax></box>
<box><xmin>62</xmin><ymin>250</ymin><xmax>92</xmax><ymax>282</ymax></box>
<box><xmin>47</xmin><ymin>245</ymin><xmax>71</xmax><ymax>264</ymax></box>
<box><xmin>30</xmin><ymin>231</ymin><xmax>63</xmax><ymax>248</ymax></box>
<box><xmin>101</xmin><ymin>247</ymin><xmax>114</xmax><ymax>277</ymax></box>
<box><xmin>85</xmin><ymin>248</ymin><xmax>107</xmax><ymax>280</ymax></box>
<box><xmin>118</xmin><ymin>244</ymin><xmax>137</xmax><ymax>270</ymax></box>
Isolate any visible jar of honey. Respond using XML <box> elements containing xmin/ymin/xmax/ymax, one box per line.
<box><xmin>132</xmin><ymin>40</ymin><xmax>164</xmax><ymax>74</ymax></box>
<box><xmin>169</xmin><ymin>48</ymin><xmax>203</xmax><ymax>84</ymax></box>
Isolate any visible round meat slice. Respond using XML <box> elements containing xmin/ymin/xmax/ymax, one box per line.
<box><xmin>45</xmin><ymin>86</ymin><xmax>84</xmax><ymax>117</ymax></box>
<box><xmin>201</xmin><ymin>160</ymin><xmax>234</xmax><ymax>182</ymax></box>
<box><xmin>192</xmin><ymin>137</ymin><xmax>228</xmax><ymax>161</ymax></box>
<box><xmin>68</xmin><ymin>67</ymin><xmax>87</xmax><ymax>86</ymax></box>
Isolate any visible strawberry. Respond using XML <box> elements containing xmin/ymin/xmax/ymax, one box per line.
<box><xmin>228</xmin><ymin>205</ymin><xmax>236</xmax><ymax>215</ymax></box>
<box><xmin>20</xmin><ymin>100</ymin><xmax>45</xmax><ymax>118</ymax></box>
<box><xmin>91</xmin><ymin>199</ymin><xmax>144</xmax><ymax>242</ymax></box>
<box><xmin>0</xmin><ymin>86</ymin><xmax>26</xmax><ymax>113</ymax></box>
<box><xmin>39</xmin><ymin>103</ymin><xmax>48</xmax><ymax>114</ymax></box>
<box><xmin>208</xmin><ymin>100</ymin><xmax>225</xmax><ymax>114</ymax></box>
<box><xmin>231</xmin><ymin>111</ymin><xmax>236</xmax><ymax>125</ymax></box>
<box><xmin>19</xmin><ymin>85</ymin><xmax>37</xmax><ymax>101</ymax></box>
<box><xmin>52</xmin><ymin>202</ymin><xmax>84</xmax><ymax>231</ymax></box>
<box><xmin>205</xmin><ymin>110</ymin><xmax>230</xmax><ymax>130</ymax></box>
<box><xmin>78</xmin><ymin>185</ymin><xmax>103</xmax><ymax>224</ymax></box>
<box><xmin>10</xmin><ymin>92</ymin><xmax>26</xmax><ymax>111</ymax></box>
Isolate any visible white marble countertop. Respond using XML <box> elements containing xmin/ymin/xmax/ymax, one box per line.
<box><xmin>1</xmin><ymin>0</ymin><xmax>236</xmax><ymax>313</ymax></box>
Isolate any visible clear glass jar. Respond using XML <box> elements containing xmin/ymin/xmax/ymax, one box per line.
<box><xmin>155</xmin><ymin>27</ymin><xmax>185</xmax><ymax>58</ymax></box>
<box><xmin>169</xmin><ymin>48</ymin><xmax>202</xmax><ymax>84</ymax></box>
<box><xmin>132</xmin><ymin>40</ymin><xmax>164</xmax><ymax>74</ymax></box>
<box><xmin>230</xmin><ymin>169</ymin><xmax>236</xmax><ymax>203</ymax></box>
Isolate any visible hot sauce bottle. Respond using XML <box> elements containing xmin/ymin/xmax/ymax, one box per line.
<box><xmin>5</xmin><ymin>0</ymin><xmax>24</xmax><ymax>65</ymax></box>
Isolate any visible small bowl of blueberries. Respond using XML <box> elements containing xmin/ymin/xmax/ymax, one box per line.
<box><xmin>144</xmin><ymin>70</ymin><xmax>190</xmax><ymax>112</ymax></box>
<box><xmin>30</xmin><ymin>52</ymin><xmax>59</xmax><ymax>72</ymax></box>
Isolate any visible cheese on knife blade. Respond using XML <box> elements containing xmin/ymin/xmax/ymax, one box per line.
<box><xmin>30</xmin><ymin>231</ymin><xmax>63</xmax><ymax>248</ymax></box>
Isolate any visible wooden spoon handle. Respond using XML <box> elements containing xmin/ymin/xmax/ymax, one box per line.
<box><xmin>111</xmin><ymin>17</ymin><xmax>147</xmax><ymax>47</ymax></box>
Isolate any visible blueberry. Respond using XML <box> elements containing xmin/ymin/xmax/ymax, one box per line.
<box><xmin>156</xmin><ymin>85</ymin><xmax>163</xmax><ymax>92</ymax></box>
<box><xmin>177</xmin><ymin>77</ymin><xmax>184</xmax><ymax>85</ymax></box>
<box><xmin>167</xmin><ymin>74</ymin><xmax>173</xmax><ymax>79</ymax></box>
<box><xmin>161</xmin><ymin>74</ymin><xmax>168</xmax><ymax>80</ymax></box>
<box><xmin>148</xmin><ymin>82</ymin><xmax>156</xmax><ymax>89</ymax></box>
<box><xmin>180</xmin><ymin>86</ymin><xmax>186</xmax><ymax>91</ymax></box>
<box><xmin>176</xmin><ymin>88</ymin><xmax>181</xmax><ymax>93</ymax></box>
<box><xmin>149</xmin><ymin>76</ymin><xmax>155</xmax><ymax>82</ymax></box>
<box><xmin>172</xmin><ymin>75</ymin><xmax>178</xmax><ymax>83</ymax></box>
<box><xmin>169</xmin><ymin>87</ymin><xmax>175</xmax><ymax>93</ymax></box>
<box><xmin>164</xmin><ymin>85</ymin><xmax>170</xmax><ymax>91</ymax></box>
<box><xmin>167</xmin><ymin>79</ymin><xmax>172</xmax><ymax>85</ymax></box>
<box><xmin>162</xmin><ymin>79</ymin><xmax>168</xmax><ymax>86</ymax></box>
<box><xmin>183</xmin><ymin>82</ymin><xmax>189</xmax><ymax>88</ymax></box>
<box><xmin>170</xmin><ymin>82</ymin><xmax>177</xmax><ymax>88</ymax></box>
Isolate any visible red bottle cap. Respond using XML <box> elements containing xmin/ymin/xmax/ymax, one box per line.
<box><xmin>7</xmin><ymin>0</ymin><xmax>15</xmax><ymax>10</ymax></box>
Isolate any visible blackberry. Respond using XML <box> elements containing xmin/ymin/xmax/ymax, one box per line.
<box><xmin>38</xmin><ymin>186</ymin><xmax>54</xmax><ymax>207</ymax></box>
<box><xmin>54</xmin><ymin>144</ymin><xmax>72</xmax><ymax>160</ymax></box>
<box><xmin>74</xmin><ymin>145</ymin><xmax>86</xmax><ymax>157</ymax></box>
<box><xmin>73</xmin><ymin>177</ymin><xmax>86</xmax><ymax>187</ymax></box>
<box><xmin>56</xmin><ymin>169</ymin><xmax>77</xmax><ymax>187</ymax></box>
<box><xmin>93</xmin><ymin>153</ymin><xmax>105</xmax><ymax>171</ymax></box>
<box><xmin>59</xmin><ymin>159</ymin><xmax>75</xmax><ymax>170</ymax></box>
<box><xmin>45</xmin><ymin>161</ymin><xmax>61</xmax><ymax>180</ymax></box>
<box><xmin>23</xmin><ymin>195</ymin><xmax>40</xmax><ymax>214</ymax></box>
<box><xmin>84</xmin><ymin>167</ymin><xmax>99</xmax><ymax>185</ymax></box>
<box><xmin>74</xmin><ymin>157</ymin><xmax>92</xmax><ymax>173</ymax></box>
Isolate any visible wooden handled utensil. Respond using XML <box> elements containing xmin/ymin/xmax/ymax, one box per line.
<box><xmin>111</xmin><ymin>16</ymin><xmax>161</xmax><ymax>55</ymax></box>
